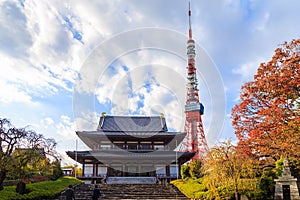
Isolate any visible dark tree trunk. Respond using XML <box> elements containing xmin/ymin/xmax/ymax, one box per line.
<box><xmin>235</xmin><ymin>191</ymin><xmax>239</xmax><ymax>200</ymax></box>
<box><xmin>234</xmin><ymin>179</ymin><xmax>239</xmax><ymax>200</ymax></box>
<box><xmin>0</xmin><ymin>170</ymin><xmax>7</xmax><ymax>191</ymax></box>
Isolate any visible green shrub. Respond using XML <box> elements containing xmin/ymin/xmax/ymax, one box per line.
<box><xmin>275</xmin><ymin>157</ymin><xmax>284</xmax><ymax>177</ymax></box>
<box><xmin>48</xmin><ymin>161</ymin><xmax>64</xmax><ymax>180</ymax></box>
<box><xmin>289</xmin><ymin>158</ymin><xmax>300</xmax><ymax>179</ymax></box>
<box><xmin>255</xmin><ymin>170</ymin><xmax>275</xmax><ymax>200</ymax></box>
<box><xmin>180</xmin><ymin>164</ymin><xmax>190</xmax><ymax>179</ymax></box>
<box><xmin>189</xmin><ymin>160</ymin><xmax>203</xmax><ymax>179</ymax></box>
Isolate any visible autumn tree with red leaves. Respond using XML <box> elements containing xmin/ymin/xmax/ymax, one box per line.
<box><xmin>232</xmin><ymin>38</ymin><xmax>300</xmax><ymax>160</ymax></box>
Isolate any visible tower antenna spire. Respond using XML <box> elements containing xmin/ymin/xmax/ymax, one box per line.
<box><xmin>188</xmin><ymin>1</ymin><xmax>192</xmax><ymax>39</ymax></box>
<box><xmin>180</xmin><ymin>1</ymin><xmax>209</xmax><ymax>160</ymax></box>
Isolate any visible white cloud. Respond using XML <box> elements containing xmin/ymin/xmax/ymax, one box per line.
<box><xmin>138</xmin><ymin>84</ymin><xmax>185</xmax><ymax>131</ymax></box>
<box><xmin>254</xmin><ymin>12</ymin><xmax>270</xmax><ymax>31</ymax></box>
<box><xmin>56</xmin><ymin>115</ymin><xmax>77</xmax><ymax>140</ymax></box>
<box><xmin>0</xmin><ymin>1</ymin><xmax>86</xmax><ymax>105</ymax></box>
<box><xmin>41</xmin><ymin>117</ymin><xmax>54</xmax><ymax>128</ymax></box>
<box><xmin>24</xmin><ymin>1</ymin><xmax>81</xmax><ymax>83</ymax></box>
<box><xmin>232</xmin><ymin>60</ymin><xmax>261</xmax><ymax>82</ymax></box>
<box><xmin>0</xmin><ymin>52</ymin><xmax>72</xmax><ymax>99</ymax></box>
<box><xmin>0</xmin><ymin>1</ymin><xmax>32</xmax><ymax>57</ymax></box>
<box><xmin>93</xmin><ymin>47</ymin><xmax>186</xmax><ymax>110</ymax></box>
<box><xmin>74</xmin><ymin>112</ymin><xmax>99</xmax><ymax>131</ymax></box>
<box><xmin>0</xmin><ymin>79</ymin><xmax>33</xmax><ymax>104</ymax></box>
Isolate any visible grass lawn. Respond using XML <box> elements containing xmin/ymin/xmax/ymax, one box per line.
<box><xmin>0</xmin><ymin>176</ymin><xmax>82</xmax><ymax>200</ymax></box>
<box><xmin>171</xmin><ymin>178</ymin><xmax>209</xmax><ymax>199</ymax></box>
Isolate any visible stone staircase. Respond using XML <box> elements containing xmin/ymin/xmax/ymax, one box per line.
<box><xmin>106</xmin><ymin>177</ymin><xmax>157</xmax><ymax>184</ymax></box>
<box><xmin>57</xmin><ymin>183</ymin><xmax>188</xmax><ymax>200</ymax></box>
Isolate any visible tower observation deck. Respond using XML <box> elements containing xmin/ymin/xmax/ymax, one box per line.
<box><xmin>180</xmin><ymin>2</ymin><xmax>208</xmax><ymax>160</ymax></box>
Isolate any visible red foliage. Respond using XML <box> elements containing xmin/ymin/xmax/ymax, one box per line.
<box><xmin>232</xmin><ymin>38</ymin><xmax>300</xmax><ymax>160</ymax></box>
<box><xmin>30</xmin><ymin>175</ymin><xmax>49</xmax><ymax>183</ymax></box>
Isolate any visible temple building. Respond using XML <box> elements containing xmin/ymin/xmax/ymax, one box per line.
<box><xmin>66</xmin><ymin>113</ymin><xmax>194</xmax><ymax>183</ymax></box>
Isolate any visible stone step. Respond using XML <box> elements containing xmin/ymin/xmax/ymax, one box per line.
<box><xmin>57</xmin><ymin>183</ymin><xmax>187</xmax><ymax>200</ymax></box>
<box><xmin>101</xmin><ymin>198</ymin><xmax>187</xmax><ymax>200</ymax></box>
<box><xmin>106</xmin><ymin>176</ymin><xmax>157</xmax><ymax>184</ymax></box>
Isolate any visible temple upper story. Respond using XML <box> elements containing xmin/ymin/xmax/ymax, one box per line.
<box><xmin>76</xmin><ymin>114</ymin><xmax>186</xmax><ymax>152</ymax></box>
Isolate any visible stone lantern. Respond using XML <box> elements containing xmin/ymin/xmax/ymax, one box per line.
<box><xmin>274</xmin><ymin>158</ymin><xmax>300</xmax><ymax>200</ymax></box>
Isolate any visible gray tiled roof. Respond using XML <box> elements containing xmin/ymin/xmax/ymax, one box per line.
<box><xmin>78</xmin><ymin>131</ymin><xmax>181</xmax><ymax>136</ymax></box>
<box><xmin>66</xmin><ymin>150</ymin><xmax>195</xmax><ymax>164</ymax></box>
<box><xmin>97</xmin><ymin>116</ymin><xmax>168</xmax><ymax>132</ymax></box>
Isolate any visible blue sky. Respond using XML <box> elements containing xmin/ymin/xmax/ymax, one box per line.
<box><xmin>1</xmin><ymin>0</ymin><xmax>299</xmax><ymax>165</ymax></box>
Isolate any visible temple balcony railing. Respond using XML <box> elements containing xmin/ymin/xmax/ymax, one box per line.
<box><xmin>91</xmin><ymin>146</ymin><xmax>170</xmax><ymax>151</ymax></box>
<box><xmin>156</xmin><ymin>174</ymin><xmax>179</xmax><ymax>179</ymax></box>
<box><xmin>79</xmin><ymin>174</ymin><xmax>107</xmax><ymax>179</ymax></box>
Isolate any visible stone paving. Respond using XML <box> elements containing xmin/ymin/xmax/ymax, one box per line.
<box><xmin>57</xmin><ymin>182</ymin><xmax>188</xmax><ymax>200</ymax></box>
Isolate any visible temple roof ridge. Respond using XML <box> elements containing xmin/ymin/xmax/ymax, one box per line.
<box><xmin>97</xmin><ymin>114</ymin><xmax>168</xmax><ymax>132</ymax></box>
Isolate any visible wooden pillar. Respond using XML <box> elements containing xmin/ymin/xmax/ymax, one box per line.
<box><xmin>178</xmin><ymin>163</ymin><xmax>182</xmax><ymax>178</ymax></box>
<box><xmin>139</xmin><ymin>164</ymin><xmax>141</xmax><ymax>176</ymax></box>
<box><xmin>123</xmin><ymin>164</ymin><xmax>125</xmax><ymax>176</ymax></box>
<box><xmin>93</xmin><ymin>163</ymin><xmax>95</xmax><ymax>176</ymax></box>
<box><xmin>95</xmin><ymin>163</ymin><xmax>98</xmax><ymax>176</ymax></box>
<box><xmin>82</xmin><ymin>160</ymin><xmax>85</xmax><ymax>177</ymax></box>
<box><xmin>166</xmin><ymin>165</ymin><xmax>170</xmax><ymax>177</ymax></box>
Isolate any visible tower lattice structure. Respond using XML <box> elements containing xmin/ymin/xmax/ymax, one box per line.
<box><xmin>180</xmin><ymin>3</ymin><xmax>208</xmax><ymax>160</ymax></box>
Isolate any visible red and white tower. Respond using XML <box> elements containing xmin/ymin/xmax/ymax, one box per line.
<box><xmin>180</xmin><ymin>3</ymin><xmax>208</xmax><ymax>160</ymax></box>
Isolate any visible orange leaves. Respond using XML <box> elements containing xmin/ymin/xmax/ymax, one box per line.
<box><xmin>232</xmin><ymin>38</ymin><xmax>300</xmax><ymax>159</ymax></box>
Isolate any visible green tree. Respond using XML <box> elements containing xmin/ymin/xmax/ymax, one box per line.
<box><xmin>275</xmin><ymin>157</ymin><xmax>284</xmax><ymax>177</ymax></box>
<box><xmin>49</xmin><ymin>160</ymin><xmax>63</xmax><ymax>180</ymax></box>
<box><xmin>180</xmin><ymin>164</ymin><xmax>190</xmax><ymax>179</ymax></box>
<box><xmin>0</xmin><ymin>118</ymin><xmax>59</xmax><ymax>190</ymax></box>
<box><xmin>256</xmin><ymin>168</ymin><xmax>276</xmax><ymax>199</ymax></box>
<box><xmin>289</xmin><ymin>158</ymin><xmax>300</xmax><ymax>179</ymax></box>
<box><xmin>7</xmin><ymin>148</ymin><xmax>51</xmax><ymax>180</ymax></box>
<box><xmin>189</xmin><ymin>160</ymin><xmax>203</xmax><ymax>179</ymax></box>
<box><xmin>0</xmin><ymin>119</ymin><xmax>27</xmax><ymax>190</ymax></box>
<box><xmin>274</xmin><ymin>157</ymin><xmax>300</xmax><ymax>179</ymax></box>
<box><xmin>203</xmin><ymin>140</ymin><xmax>257</xmax><ymax>200</ymax></box>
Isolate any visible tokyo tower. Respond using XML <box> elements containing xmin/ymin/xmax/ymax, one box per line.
<box><xmin>180</xmin><ymin>2</ymin><xmax>209</xmax><ymax>160</ymax></box>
